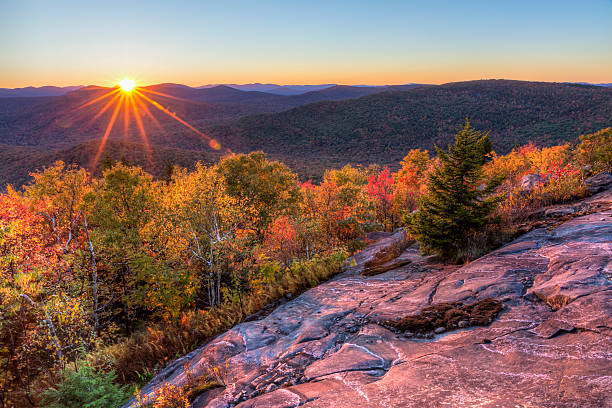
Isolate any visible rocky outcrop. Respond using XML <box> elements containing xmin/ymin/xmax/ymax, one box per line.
<box><xmin>347</xmin><ymin>228</ymin><xmax>413</xmax><ymax>276</ymax></box>
<box><xmin>127</xmin><ymin>189</ymin><xmax>612</xmax><ymax>408</ymax></box>
<box><xmin>519</xmin><ymin>171</ymin><xmax>612</xmax><ymax>195</ymax></box>
<box><xmin>516</xmin><ymin>187</ymin><xmax>612</xmax><ymax>234</ymax></box>
<box><xmin>585</xmin><ymin>171</ymin><xmax>612</xmax><ymax>194</ymax></box>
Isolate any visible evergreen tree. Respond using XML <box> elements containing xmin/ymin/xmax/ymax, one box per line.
<box><xmin>407</xmin><ymin>120</ymin><xmax>501</xmax><ymax>260</ymax></box>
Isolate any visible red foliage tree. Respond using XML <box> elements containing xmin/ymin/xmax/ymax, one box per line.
<box><xmin>366</xmin><ymin>167</ymin><xmax>396</xmax><ymax>230</ymax></box>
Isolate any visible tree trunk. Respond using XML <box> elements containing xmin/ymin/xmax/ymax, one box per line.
<box><xmin>19</xmin><ymin>294</ymin><xmax>63</xmax><ymax>361</ymax></box>
<box><xmin>82</xmin><ymin>213</ymin><xmax>99</xmax><ymax>336</ymax></box>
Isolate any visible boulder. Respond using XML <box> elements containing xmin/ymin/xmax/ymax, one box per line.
<box><xmin>544</xmin><ymin>206</ymin><xmax>575</xmax><ymax>218</ymax></box>
<box><xmin>519</xmin><ymin>173</ymin><xmax>544</xmax><ymax>191</ymax></box>
<box><xmin>345</xmin><ymin>228</ymin><xmax>413</xmax><ymax>276</ymax></box>
<box><xmin>585</xmin><ymin>171</ymin><xmax>612</xmax><ymax>194</ymax></box>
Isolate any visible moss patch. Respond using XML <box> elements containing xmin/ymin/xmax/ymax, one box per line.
<box><xmin>385</xmin><ymin>298</ymin><xmax>503</xmax><ymax>335</ymax></box>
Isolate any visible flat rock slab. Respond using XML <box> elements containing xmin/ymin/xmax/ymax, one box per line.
<box><xmin>127</xmin><ymin>189</ymin><xmax>612</xmax><ymax>408</ymax></box>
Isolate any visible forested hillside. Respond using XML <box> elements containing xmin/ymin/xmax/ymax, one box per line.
<box><xmin>0</xmin><ymin>84</ymin><xmax>393</xmax><ymax>148</ymax></box>
<box><xmin>0</xmin><ymin>140</ymin><xmax>223</xmax><ymax>188</ymax></box>
<box><xmin>0</xmin><ymin>80</ymin><xmax>610</xmax><ymax>187</ymax></box>
<box><xmin>210</xmin><ymin>80</ymin><xmax>612</xmax><ymax>170</ymax></box>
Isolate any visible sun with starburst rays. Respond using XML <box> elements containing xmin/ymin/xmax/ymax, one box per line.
<box><xmin>75</xmin><ymin>77</ymin><xmax>223</xmax><ymax>169</ymax></box>
<box><xmin>118</xmin><ymin>78</ymin><xmax>136</xmax><ymax>92</ymax></box>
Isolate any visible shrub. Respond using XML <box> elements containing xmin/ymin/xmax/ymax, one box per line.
<box><xmin>136</xmin><ymin>363</ymin><xmax>222</xmax><ymax>408</ymax></box>
<box><xmin>574</xmin><ymin>128</ymin><xmax>612</xmax><ymax>173</ymax></box>
<box><xmin>137</xmin><ymin>382</ymin><xmax>192</xmax><ymax>408</ymax></box>
<box><xmin>537</xmin><ymin>161</ymin><xmax>586</xmax><ymax>203</ymax></box>
<box><xmin>42</xmin><ymin>364</ymin><xmax>131</xmax><ymax>408</ymax></box>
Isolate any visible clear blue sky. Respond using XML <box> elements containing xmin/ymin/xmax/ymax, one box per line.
<box><xmin>1</xmin><ymin>0</ymin><xmax>611</xmax><ymax>87</ymax></box>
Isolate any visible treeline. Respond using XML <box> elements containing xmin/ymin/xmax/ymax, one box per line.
<box><xmin>0</xmin><ymin>126</ymin><xmax>610</xmax><ymax>407</ymax></box>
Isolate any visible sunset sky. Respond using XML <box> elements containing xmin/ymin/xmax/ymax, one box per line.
<box><xmin>1</xmin><ymin>0</ymin><xmax>611</xmax><ymax>88</ymax></box>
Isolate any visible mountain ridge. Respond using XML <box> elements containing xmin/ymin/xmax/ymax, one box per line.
<box><xmin>0</xmin><ymin>85</ymin><xmax>83</xmax><ymax>98</ymax></box>
<box><xmin>3</xmin><ymin>81</ymin><xmax>610</xmax><ymax>98</ymax></box>
<box><xmin>205</xmin><ymin>79</ymin><xmax>612</xmax><ymax>169</ymax></box>
<box><xmin>1</xmin><ymin>79</ymin><xmax>611</xmax><ymax>187</ymax></box>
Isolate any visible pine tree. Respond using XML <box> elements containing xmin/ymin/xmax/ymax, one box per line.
<box><xmin>407</xmin><ymin>120</ymin><xmax>501</xmax><ymax>260</ymax></box>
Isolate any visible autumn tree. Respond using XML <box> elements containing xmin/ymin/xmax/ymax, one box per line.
<box><xmin>574</xmin><ymin>128</ymin><xmax>612</xmax><ymax>173</ymax></box>
<box><xmin>366</xmin><ymin>166</ymin><xmax>396</xmax><ymax>230</ymax></box>
<box><xmin>25</xmin><ymin>161</ymin><xmax>91</xmax><ymax>253</ymax></box>
<box><xmin>298</xmin><ymin>164</ymin><xmax>372</xmax><ymax>250</ymax></box>
<box><xmin>393</xmin><ymin>149</ymin><xmax>431</xmax><ymax>221</ymax></box>
<box><xmin>262</xmin><ymin>216</ymin><xmax>302</xmax><ymax>267</ymax></box>
<box><xmin>167</xmin><ymin>163</ymin><xmax>245</xmax><ymax>308</ymax></box>
<box><xmin>0</xmin><ymin>188</ymin><xmax>92</xmax><ymax>406</ymax></box>
<box><xmin>0</xmin><ymin>189</ymin><xmax>53</xmax><ymax>405</ymax></box>
<box><xmin>323</xmin><ymin>164</ymin><xmax>370</xmax><ymax>210</ymax></box>
<box><xmin>407</xmin><ymin>121</ymin><xmax>501</xmax><ymax>260</ymax></box>
<box><xmin>0</xmin><ymin>163</ymin><xmax>100</xmax><ymax>406</ymax></box>
<box><xmin>396</xmin><ymin>149</ymin><xmax>431</xmax><ymax>187</ymax></box>
<box><xmin>24</xmin><ymin>162</ymin><xmax>101</xmax><ymax>333</ymax></box>
<box><xmin>302</xmin><ymin>181</ymin><xmax>357</xmax><ymax>249</ymax></box>
<box><xmin>85</xmin><ymin>164</ymin><xmax>167</xmax><ymax>327</ymax></box>
<box><xmin>217</xmin><ymin>152</ymin><xmax>300</xmax><ymax>238</ymax></box>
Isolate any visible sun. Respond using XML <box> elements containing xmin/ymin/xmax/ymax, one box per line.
<box><xmin>75</xmin><ymin>76</ymin><xmax>225</xmax><ymax>170</ymax></box>
<box><xmin>118</xmin><ymin>78</ymin><xmax>136</xmax><ymax>92</ymax></box>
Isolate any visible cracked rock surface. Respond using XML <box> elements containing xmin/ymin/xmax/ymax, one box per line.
<box><xmin>127</xmin><ymin>189</ymin><xmax>612</xmax><ymax>408</ymax></box>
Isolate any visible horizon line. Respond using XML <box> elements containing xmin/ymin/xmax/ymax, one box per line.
<box><xmin>2</xmin><ymin>78</ymin><xmax>612</xmax><ymax>90</ymax></box>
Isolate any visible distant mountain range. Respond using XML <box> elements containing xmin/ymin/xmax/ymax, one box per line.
<box><xmin>196</xmin><ymin>83</ymin><xmax>337</xmax><ymax>95</ymax></box>
<box><xmin>0</xmin><ymin>85</ymin><xmax>83</xmax><ymax>98</ymax></box>
<box><xmin>571</xmin><ymin>82</ymin><xmax>612</xmax><ymax>87</ymax></box>
<box><xmin>204</xmin><ymin>80</ymin><xmax>612</xmax><ymax>178</ymax></box>
<box><xmin>0</xmin><ymin>79</ymin><xmax>610</xmax><ymax>187</ymax></box>
<box><xmin>140</xmin><ymin>83</ymin><xmax>401</xmax><ymax>105</ymax></box>
<box><xmin>0</xmin><ymin>83</ymin><xmax>390</xmax><ymax>98</ymax></box>
<box><xmin>2</xmin><ymin>81</ymin><xmax>610</xmax><ymax>99</ymax></box>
